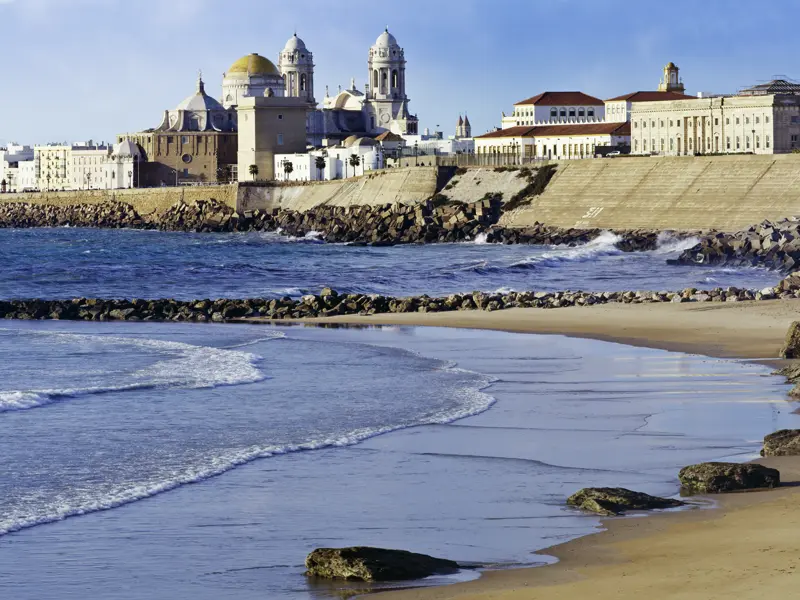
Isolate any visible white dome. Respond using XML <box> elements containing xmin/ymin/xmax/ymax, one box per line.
<box><xmin>284</xmin><ymin>33</ymin><xmax>307</xmax><ymax>52</ymax></box>
<box><xmin>374</xmin><ymin>28</ymin><xmax>398</xmax><ymax>47</ymax></box>
<box><xmin>113</xmin><ymin>140</ymin><xmax>140</xmax><ymax>157</ymax></box>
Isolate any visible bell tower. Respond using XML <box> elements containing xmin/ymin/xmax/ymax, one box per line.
<box><xmin>658</xmin><ymin>62</ymin><xmax>685</xmax><ymax>93</ymax></box>
<box><xmin>278</xmin><ymin>33</ymin><xmax>315</xmax><ymax>106</ymax></box>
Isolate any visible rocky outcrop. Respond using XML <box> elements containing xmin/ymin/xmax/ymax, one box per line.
<box><xmin>672</xmin><ymin>218</ymin><xmax>800</xmax><ymax>272</ymax></box>
<box><xmin>761</xmin><ymin>430</ymin><xmax>800</xmax><ymax>456</ymax></box>
<box><xmin>304</xmin><ymin>547</ymin><xmax>460</xmax><ymax>581</ymax></box>
<box><xmin>780</xmin><ymin>321</ymin><xmax>800</xmax><ymax>359</ymax></box>
<box><xmin>678</xmin><ymin>462</ymin><xmax>780</xmax><ymax>494</ymax></box>
<box><xmin>567</xmin><ymin>487</ymin><xmax>685</xmax><ymax>516</ymax></box>
<box><xmin>2</xmin><ymin>275</ymin><xmax>800</xmax><ymax>324</ymax></box>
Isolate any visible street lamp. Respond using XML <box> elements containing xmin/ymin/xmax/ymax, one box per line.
<box><xmin>128</xmin><ymin>170</ymin><xmax>133</xmax><ymax>189</ymax></box>
<box><xmin>752</xmin><ymin>128</ymin><xmax>756</xmax><ymax>154</ymax></box>
<box><xmin>414</xmin><ymin>141</ymin><xmax>419</xmax><ymax>166</ymax></box>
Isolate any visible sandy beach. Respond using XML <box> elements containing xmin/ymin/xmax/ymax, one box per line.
<box><xmin>297</xmin><ymin>299</ymin><xmax>800</xmax><ymax>600</ymax></box>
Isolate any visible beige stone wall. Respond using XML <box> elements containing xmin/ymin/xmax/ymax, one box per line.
<box><xmin>501</xmin><ymin>154</ymin><xmax>800</xmax><ymax>231</ymax></box>
<box><xmin>0</xmin><ymin>185</ymin><xmax>239</xmax><ymax>216</ymax></box>
<box><xmin>237</xmin><ymin>167</ymin><xmax>439</xmax><ymax>213</ymax></box>
<box><xmin>436</xmin><ymin>167</ymin><xmax>529</xmax><ymax>203</ymax></box>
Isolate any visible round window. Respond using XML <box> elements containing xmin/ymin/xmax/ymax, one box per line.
<box><xmin>182</xmin><ymin>154</ymin><xmax>192</xmax><ymax>164</ymax></box>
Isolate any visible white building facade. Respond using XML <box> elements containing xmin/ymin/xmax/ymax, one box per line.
<box><xmin>0</xmin><ymin>144</ymin><xmax>34</xmax><ymax>192</ymax></box>
<box><xmin>502</xmin><ymin>92</ymin><xmax>606</xmax><ymax>128</ymax></box>
<box><xmin>70</xmin><ymin>144</ymin><xmax>110</xmax><ymax>190</ymax></box>
<box><xmin>274</xmin><ymin>136</ymin><xmax>384</xmax><ymax>182</ymax></box>
<box><xmin>630</xmin><ymin>91</ymin><xmax>800</xmax><ymax>156</ymax></box>
<box><xmin>475</xmin><ymin>123</ymin><xmax>631</xmax><ymax>161</ymax></box>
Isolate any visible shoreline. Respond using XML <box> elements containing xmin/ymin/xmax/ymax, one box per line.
<box><xmin>291</xmin><ymin>300</ymin><xmax>800</xmax><ymax>600</ymax></box>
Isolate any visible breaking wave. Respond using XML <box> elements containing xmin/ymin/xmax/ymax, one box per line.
<box><xmin>0</xmin><ymin>330</ymin><xmax>276</xmax><ymax>413</ymax></box>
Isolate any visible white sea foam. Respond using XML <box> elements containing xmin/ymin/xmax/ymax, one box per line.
<box><xmin>652</xmin><ymin>232</ymin><xmax>701</xmax><ymax>255</ymax></box>
<box><xmin>0</xmin><ymin>330</ymin><xmax>278</xmax><ymax>413</ymax></box>
<box><xmin>512</xmin><ymin>231</ymin><xmax>623</xmax><ymax>269</ymax></box>
<box><xmin>472</xmin><ymin>232</ymin><xmax>489</xmax><ymax>245</ymax></box>
<box><xmin>0</xmin><ymin>357</ymin><xmax>496</xmax><ymax>537</ymax></box>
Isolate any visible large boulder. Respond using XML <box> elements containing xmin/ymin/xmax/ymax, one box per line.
<box><xmin>780</xmin><ymin>321</ymin><xmax>800</xmax><ymax>359</ymax></box>
<box><xmin>305</xmin><ymin>547</ymin><xmax>460</xmax><ymax>582</ymax></box>
<box><xmin>761</xmin><ymin>430</ymin><xmax>800</xmax><ymax>456</ymax></box>
<box><xmin>679</xmin><ymin>462</ymin><xmax>780</xmax><ymax>494</ymax></box>
<box><xmin>567</xmin><ymin>487</ymin><xmax>685</xmax><ymax>516</ymax></box>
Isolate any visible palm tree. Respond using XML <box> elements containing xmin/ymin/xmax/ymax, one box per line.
<box><xmin>248</xmin><ymin>164</ymin><xmax>259</xmax><ymax>181</ymax></box>
<box><xmin>314</xmin><ymin>155</ymin><xmax>326</xmax><ymax>181</ymax></box>
<box><xmin>348</xmin><ymin>154</ymin><xmax>361</xmax><ymax>178</ymax></box>
<box><xmin>283</xmin><ymin>161</ymin><xmax>294</xmax><ymax>181</ymax></box>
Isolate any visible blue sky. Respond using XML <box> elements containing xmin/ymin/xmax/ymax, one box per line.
<box><xmin>1</xmin><ymin>0</ymin><xmax>799</xmax><ymax>145</ymax></box>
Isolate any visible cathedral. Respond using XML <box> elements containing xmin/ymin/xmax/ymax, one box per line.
<box><xmin>219</xmin><ymin>28</ymin><xmax>419</xmax><ymax>147</ymax></box>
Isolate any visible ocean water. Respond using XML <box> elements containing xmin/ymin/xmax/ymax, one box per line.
<box><xmin>0</xmin><ymin>321</ymin><xmax>796</xmax><ymax>599</ymax></box>
<box><xmin>0</xmin><ymin>228</ymin><xmax>782</xmax><ymax>300</ymax></box>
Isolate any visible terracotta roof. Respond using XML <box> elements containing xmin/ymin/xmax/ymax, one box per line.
<box><xmin>476</xmin><ymin>122</ymin><xmax>631</xmax><ymax>139</ymax></box>
<box><xmin>374</xmin><ymin>131</ymin><xmax>404</xmax><ymax>142</ymax></box>
<box><xmin>606</xmin><ymin>91</ymin><xmax>695</xmax><ymax>102</ymax></box>
<box><xmin>514</xmin><ymin>91</ymin><xmax>604</xmax><ymax>106</ymax></box>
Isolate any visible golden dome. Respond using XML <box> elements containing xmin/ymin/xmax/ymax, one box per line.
<box><xmin>228</xmin><ymin>53</ymin><xmax>280</xmax><ymax>76</ymax></box>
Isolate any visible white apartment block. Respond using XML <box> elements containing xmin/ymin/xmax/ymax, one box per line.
<box><xmin>71</xmin><ymin>145</ymin><xmax>110</xmax><ymax>190</ymax></box>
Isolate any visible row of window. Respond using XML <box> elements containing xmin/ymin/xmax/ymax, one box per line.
<box><xmin>634</xmin><ymin>134</ymin><xmax>771</xmax><ymax>152</ymax></box>
<box><xmin>635</xmin><ymin>115</ymin><xmax>771</xmax><ymax>129</ymax></box>
<box><xmin>514</xmin><ymin>107</ymin><xmax>597</xmax><ymax>118</ymax></box>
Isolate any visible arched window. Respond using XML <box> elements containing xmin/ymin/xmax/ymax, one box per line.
<box><xmin>568</xmin><ymin>108</ymin><xmax>576</xmax><ymax>117</ymax></box>
<box><xmin>588</xmin><ymin>108</ymin><xmax>595</xmax><ymax>117</ymax></box>
<box><xmin>381</xmin><ymin>71</ymin><xmax>388</xmax><ymax>93</ymax></box>
<box><xmin>550</xmin><ymin>107</ymin><xmax>557</xmax><ymax>119</ymax></box>
<box><xmin>578</xmin><ymin>108</ymin><xmax>585</xmax><ymax>117</ymax></box>
<box><xmin>559</xmin><ymin>108</ymin><xmax>567</xmax><ymax>117</ymax></box>
<box><xmin>300</xmin><ymin>74</ymin><xmax>307</xmax><ymax>92</ymax></box>
<box><xmin>392</xmin><ymin>70</ymin><xmax>398</xmax><ymax>89</ymax></box>
<box><xmin>373</xmin><ymin>70</ymin><xmax>379</xmax><ymax>89</ymax></box>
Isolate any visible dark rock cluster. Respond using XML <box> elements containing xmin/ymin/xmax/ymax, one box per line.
<box><xmin>672</xmin><ymin>218</ymin><xmax>800</xmax><ymax>271</ymax></box>
<box><xmin>678</xmin><ymin>462</ymin><xmax>780</xmax><ymax>494</ymax></box>
<box><xmin>249</xmin><ymin>195</ymin><xmax>504</xmax><ymax>243</ymax></box>
<box><xmin>761</xmin><ymin>430</ymin><xmax>800</xmax><ymax>457</ymax></box>
<box><xmin>0</xmin><ymin>201</ymin><xmax>145</xmax><ymax>228</ymax></box>
<box><xmin>567</xmin><ymin>487</ymin><xmax>685</xmax><ymax>516</ymax></box>
<box><xmin>304</xmin><ymin>547</ymin><xmax>460</xmax><ymax>582</ymax></box>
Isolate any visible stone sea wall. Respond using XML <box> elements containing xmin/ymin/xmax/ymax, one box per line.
<box><xmin>501</xmin><ymin>154</ymin><xmax>800</xmax><ymax>232</ymax></box>
<box><xmin>0</xmin><ymin>185</ymin><xmax>238</xmax><ymax>216</ymax></box>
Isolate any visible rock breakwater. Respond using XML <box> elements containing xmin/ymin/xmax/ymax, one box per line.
<box><xmin>0</xmin><ymin>197</ymin><xmax>680</xmax><ymax>250</ymax></box>
<box><xmin>3</xmin><ymin>275</ymin><xmax>798</xmax><ymax>323</ymax></box>
<box><xmin>673</xmin><ymin>217</ymin><xmax>800</xmax><ymax>272</ymax></box>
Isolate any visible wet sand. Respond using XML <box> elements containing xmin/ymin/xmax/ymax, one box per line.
<box><xmin>296</xmin><ymin>299</ymin><xmax>800</xmax><ymax>600</ymax></box>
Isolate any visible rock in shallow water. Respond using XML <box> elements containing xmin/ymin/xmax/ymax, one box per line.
<box><xmin>304</xmin><ymin>547</ymin><xmax>460</xmax><ymax>581</ymax></box>
<box><xmin>761</xmin><ymin>429</ymin><xmax>800</xmax><ymax>456</ymax></box>
<box><xmin>679</xmin><ymin>462</ymin><xmax>780</xmax><ymax>494</ymax></box>
<box><xmin>567</xmin><ymin>487</ymin><xmax>685</xmax><ymax>516</ymax></box>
